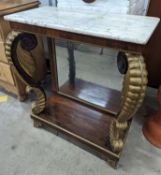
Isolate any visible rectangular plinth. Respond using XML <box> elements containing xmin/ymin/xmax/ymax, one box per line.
<box><xmin>31</xmin><ymin>94</ymin><xmax>129</xmax><ymax>160</ymax></box>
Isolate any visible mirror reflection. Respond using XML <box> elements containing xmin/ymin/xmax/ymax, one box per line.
<box><xmin>55</xmin><ymin>39</ymin><xmax>123</xmax><ymax>113</ymax></box>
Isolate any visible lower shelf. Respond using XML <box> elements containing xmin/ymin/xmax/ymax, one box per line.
<box><xmin>31</xmin><ymin>94</ymin><xmax>129</xmax><ymax>163</ymax></box>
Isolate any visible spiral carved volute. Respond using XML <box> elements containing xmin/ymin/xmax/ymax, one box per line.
<box><xmin>110</xmin><ymin>52</ymin><xmax>148</xmax><ymax>153</ymax></box>
<box><xmin>5</xmin><ymin>31</ymin><xmax>46</xmax><ymax>115</ymax></box>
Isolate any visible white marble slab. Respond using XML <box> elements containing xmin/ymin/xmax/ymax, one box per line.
<box><xmin>4</xmin><ymin>6</ymin><xmax>159</xmax><ymax>45</ymax></box>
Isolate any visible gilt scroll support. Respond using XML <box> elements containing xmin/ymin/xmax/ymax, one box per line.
<box><xmin>110</xmin><ymin>52</ymin><xmax>148</xmax><ymax>153</ymax></box>
<box><xmin>5</xmin><ymin>30</ymin><xmax>46</xmax><ymax>115</ymax></box>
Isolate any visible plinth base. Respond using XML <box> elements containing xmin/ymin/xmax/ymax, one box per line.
<box><xmin>31</xmin><ymin>94</ymin><xmax>130</xmax><ymax>168</ymax></box>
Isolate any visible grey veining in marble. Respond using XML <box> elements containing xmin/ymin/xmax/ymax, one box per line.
<box><xmin>4</xmin><ymin>6</ymin><xmax>159</xmax><ymax>45</ymax></box>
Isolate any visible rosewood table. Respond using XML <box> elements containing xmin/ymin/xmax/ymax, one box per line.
<box><xmin>4</xmin><ymin>6</ymin><xmax>159</xmax><ymax>168</ymax></box>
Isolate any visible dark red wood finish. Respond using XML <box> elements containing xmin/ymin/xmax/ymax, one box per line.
<box><xmin>31</xmin><ymin>94</ymin><xmax>128</xmax><ymax>160</ymax></box>
<box><xmin>47</xmin><ymin>38</ymin><xmax>59</xmax><ymax>92</ymax></box>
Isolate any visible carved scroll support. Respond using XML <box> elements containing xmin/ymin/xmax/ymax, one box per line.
<box><xmin>26</xmin><ymin>86</ymin><xmax>46</xmax><ymax>115</ymax></box>
<box><xmin>110</xmin><ymin>52</ymin><xmax>148</xmax><ymax>153</ymax></box>
<box><xmin>5</xmin><ymin>30</ymin><xmax>46</xmax><ymax>115</ymax></box>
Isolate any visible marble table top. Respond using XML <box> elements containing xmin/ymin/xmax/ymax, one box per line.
<box><xmin>4</xmin><ymin>6</ymin><xmax>160</xmax><ymax>45</ymax></box>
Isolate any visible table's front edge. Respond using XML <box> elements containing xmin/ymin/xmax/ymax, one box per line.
<box><xmin>9</xmin><ymin>21</ymin><xmax>145</xmax><ymax>53</ymax></box>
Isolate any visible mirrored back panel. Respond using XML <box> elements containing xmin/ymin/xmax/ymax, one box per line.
<box><xmin>55</xmin><ymin>39</ymin><xmax>123</xmax><ymax>114</ymax></box>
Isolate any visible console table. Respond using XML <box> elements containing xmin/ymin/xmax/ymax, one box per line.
<box><xmin>4</xmin><ymin>6</ymin><xmax>159</xmax><ymax>168</ymax></box>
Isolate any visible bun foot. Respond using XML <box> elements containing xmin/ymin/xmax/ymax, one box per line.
<box><xmin>33</xmin><ymin>120</ymin><xmax>42</xmax><ymax>128</ymax></box>
<box><xmin>107</xmin><ymin>159</ymin><xmax>118</xmax><ymax>169</ymax></box>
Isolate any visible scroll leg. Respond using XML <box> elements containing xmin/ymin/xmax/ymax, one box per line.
<box><xmin>5</xmin><ymin>30</ymin><xmax>46</xmax><ymax>115</ymax></box>
<box><xmin>26</xmin><ymin>86</ymin><xmax>46</xmax><ymax>115</ymax></box>
<box><xmin>110</xmin><ymin>52</ymin><xmax>148</xmax><ymax>153</ymax></box>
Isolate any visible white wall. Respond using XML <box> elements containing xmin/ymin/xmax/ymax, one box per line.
<box><xmin>39</xmin><ymin>0</ymin><xmax>149</xmax><ymax>15</ymax></box>
<box><xmin>57</xmin><ymin>0</ymin><xmax>129</xmax><ymax>14</ymax></box>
